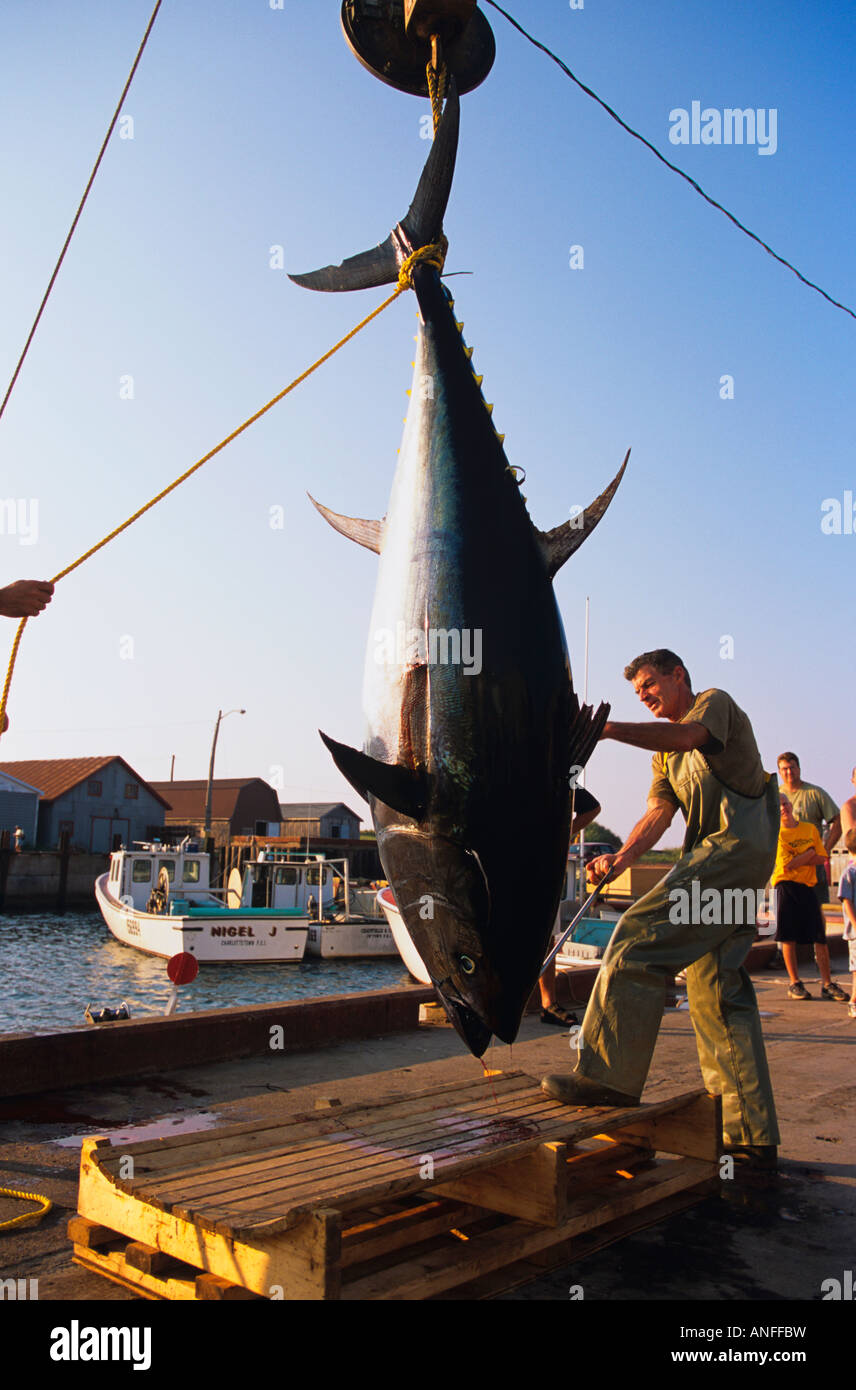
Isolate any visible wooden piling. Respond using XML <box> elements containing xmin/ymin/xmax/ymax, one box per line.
<box><xmin>0</xmin><ymin>829</ymin><xmax>10</xmax><ymax>912</ymax></box>
<box><xmin>56</xmin><ymin>830</ymin><xmax>70</xmax><ymax>914</ymax></box>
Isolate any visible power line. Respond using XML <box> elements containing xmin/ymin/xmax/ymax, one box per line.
<box><xmin>485</xmin><ymin>0</ymin><xmax>855</xmax><ymax>322</ymax></box>
<box><xmin>0</xmin><ymin>1</ymin><xmax>164</xmax><ymax>423</ymax></box>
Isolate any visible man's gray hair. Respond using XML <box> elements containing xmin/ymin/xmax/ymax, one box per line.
<box><xmin>623</xmin><ymin>649</ymin><xmax>691</xmax><ymax>688</ymax></box>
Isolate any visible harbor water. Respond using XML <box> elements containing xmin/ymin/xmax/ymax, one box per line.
<box><xmin>0</xmin><ymin>911</ymin><xmax>412</xmax><ymax>1036</ymax></box>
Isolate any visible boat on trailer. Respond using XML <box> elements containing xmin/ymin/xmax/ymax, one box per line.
<box><xmin>96</xmin><ymin>840</ymin><xmax>310</xmax><ymax>963</ymax></box>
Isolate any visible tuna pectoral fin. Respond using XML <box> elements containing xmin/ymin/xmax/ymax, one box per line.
<box><xmin>569</xmin><ymin>696</ymin><xmax>611</xmax><ymax>775</ymax></box>
<box><xmin>288</xmin><ymin>82</ymin><xmax>459</xmax><ymax>293</ymax></box>
<box><xmin>319</xmin><ymin>732</ymin><xmax>428</xmax><ymax>821</ymax></box>
<box><xmin>537</xmin><ymin>449</ymin><xmax>630</xmax><ymax>578</ymax></box>
<box><xmin>308</xmin><ymin>495</ymin><xmax>384</xmax><ymax>554</ymax></box>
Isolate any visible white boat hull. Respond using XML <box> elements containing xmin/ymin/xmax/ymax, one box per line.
<box><xmin>376</xmin><ymin>887</ymin><xmax>431</xmax><ymax>984</ymax></box>
<box><xmin>95</xmin><ymin>875</ymin><xmax>308</xmax><ymax>963</ymax></box>
<box><xmin>305</xmin><ymin>919</ymin><xmax>398</xmax><ymax>958</ymax></box>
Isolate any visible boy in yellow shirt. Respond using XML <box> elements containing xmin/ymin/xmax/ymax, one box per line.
<box><xmin>774</xmin><ymin>794</ymin><xmax>848</xmax><ymax>1001</ymax></box>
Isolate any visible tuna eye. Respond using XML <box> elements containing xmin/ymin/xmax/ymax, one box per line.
<box><xmin>459</xmin><ymin>955</ymin><xmax>476</xmax><ymax>975</ymax></box>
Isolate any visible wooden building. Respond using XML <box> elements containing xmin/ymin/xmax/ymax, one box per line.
<box><xmin>0</xmin><ymin>769</ymin><xmax>42</xmax><ymax>846</ymax></box>
<box><xmin>278</xmin><ymin>803</ymin><xmax>362</xmax><ymax>840</ymax></box>
<box><xmin>0</xmin><ymin>757</ymin><xmax>168</xmax><ymax>851</ymax></box>
<box><xmin>150</xmin><ymin>778</ymin><xmax>282</xmax><ymax>848</ymax></box>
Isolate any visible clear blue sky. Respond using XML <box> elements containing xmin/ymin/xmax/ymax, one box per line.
<box><xmin>1</xmin><ymin>1</ymin><xmax>854</xmax><ymax>844</ymax></box>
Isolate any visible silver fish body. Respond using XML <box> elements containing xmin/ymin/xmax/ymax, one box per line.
<box><xmin>293</xmin><ymin>86</ymin><xmax>626</xmax><ymax>1054</ymax></box>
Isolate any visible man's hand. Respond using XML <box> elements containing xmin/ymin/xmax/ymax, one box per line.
<box><xmin>587</xmin><ymin>853</ymin><xmax>619</xmax><ymax>886</ymax></box>
<box><xmin>0</xmin><ymin>580</ymin><xmax>54</xmax><ymax>618</ymax></box>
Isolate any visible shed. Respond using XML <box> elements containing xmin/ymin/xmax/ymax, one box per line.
<box><xmin>0</xmin><ymin>769</ymin><xmax>42</xmax><ymax>846</ymax></box>
<box><xmin>0</xmin><ymin>757</ymin><xmax>169</xmax><ymax>851</ymax></box>
<box><xmin>278</xmin><ymin>802</ymin><xmax>362</xmax><ymax>840</ymax></box>
<box><xmin>150</xmin><ymin>778</ymin><xmax>282</xmax><ymax>847</ymax></box>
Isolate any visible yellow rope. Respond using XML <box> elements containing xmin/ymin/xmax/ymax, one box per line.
<box><xmin>0</xmin><ymin>238</ymin><xmax>449</xmax><ymax>735</ymax></box>
<box><xmin>426</xmin><ymin>55</ymin><xmax>447</xmax><ymax>134</ymax></box>
<box><xmin>0</xmin><ymin>1186</ymin><xmax>53</xmax><ymax>1233</ymax></box>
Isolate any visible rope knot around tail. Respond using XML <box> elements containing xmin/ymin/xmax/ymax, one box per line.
<box><xmin>397</xmin><ymin>236</ymin><xmax>449</xmax><ymax>291</ymax></box>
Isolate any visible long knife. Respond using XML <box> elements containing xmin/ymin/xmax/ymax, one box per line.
<box><xmin>540</xmin><ymin>872</ymin><xmax>616</xmax><ymax>975</ymax></box>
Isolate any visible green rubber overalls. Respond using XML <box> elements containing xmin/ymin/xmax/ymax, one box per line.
<box><xmin>577</xmin><ymin>748</ymin><xmax>781</xmax><ymax>1145</ymax></box>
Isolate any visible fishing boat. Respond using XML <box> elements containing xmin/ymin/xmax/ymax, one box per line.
<box><xmin>242</xmin><ymin>850</ymin><xmax>397</xmax><ymax>959</ymax></box>
<box><xmin>376</xmin><ymin>886</ymin><xmax>431</xmax><ymax>984</ymax></box>
<box><xmin>95</xmin><ymin>840</ymin><xmax>310</xmax><ymax>963</ymax></box>
<box><xmin>377</xmin><ymin>876</ymin><xmax>623</xmax><ymax>983</ymax></box>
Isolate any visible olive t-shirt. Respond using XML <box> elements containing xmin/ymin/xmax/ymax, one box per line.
<box><xmin>648</xmin><ymin>688</ymin><xmax>767</xmax><ymax>808</ymax></box>
<box><xmin>777</xmin><ymin>781</ymin><xmax>838</xmax><ymax>836</ymax></box>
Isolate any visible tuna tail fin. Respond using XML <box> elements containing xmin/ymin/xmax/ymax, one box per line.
<box><xmin>289</xmin><ymin>81</ymin><xmax>459</xmax><ymax>293</ymax></box>
<box><xmin>537</xmin><ymin>449</ymin><xmax>630</xmax><ymax>579</ymax></box>
<box><xmin>308</xmin><ymin>494</ymin><xmax>385</xmax><ymax>554</ymax></box>
<box><xmin>320</xmin><ymin>732</ymin><xmax>429</xmax><ymax>821</ymax></box>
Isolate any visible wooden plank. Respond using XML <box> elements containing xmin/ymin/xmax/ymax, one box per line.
<box><xmin>210</xmin><ymin>1090</ymin><xmax>706</xmax><ymax>1236</ymax></box>
<box><xmin>115</xmin><ymin>1081</ymin><xmax>548</xmax><ymax>1211</ymax></box>
<box><xmin>73</xmin><ymin>1246</ymin><xmax>195</xmax><ymax>1301</ymax></box>
<box><xmin>66</xmin><ymin>1214</ymin><xmax>120</xmax><ymax>1249</ymax></box>
<box><xmin>159</xmin><ymin>1093</ymin><xmax>564</xmax><ymax>1221</ymax></box>
<box><xmin>77</xmin><ymin>1139</ymin><xmax>342</xmax><ymax>1299</ymax></box>
<box><xmin>139</xmin><ymin>1087</ymin><xmax>558</xmax><ymax>1208</ymax></box>
<box><xmin>613</xmin><ymin>1092</ymin><xmax>721</xmax><ymax>1161</ymax></box>
<box><xmin>342</xmin><ymin>1158</ymin><xmax>714</xmax><ymax>1301</ymax></box>
<box><xmin>195</xmin><ymin>1273</ymin><xmax>260</xmax><ymax>1301</ymax></box>
<box><xmin>96</xmin><ymin>1072</ymin><xmax>533</xmax><ymax>1176</ymax></box>
<box><xmin>565</xmin><ymin>1138</ymin><xmax>655</xmax><ymax>1175</ymax></box>
<box><xmin>124</xmin><ymin>1241</ymin><xmax>177</xmax><ymax>1277</ymax></box>
<box><xmin>431</xmin><ymin>1142</ymin><xmax>568</xmax><ymax>1226</ymax></box>
<box><xmin>432</xmin><ymin>1183</ymin><xmax>715</xmax><ymax>1300</ymax></box>
<box><xmin>196</xmin><ymin>1110</ymin><xmax>591</xmax><ymax>1234</ymax></box>
<box><xmin>341</xmin><ymin>1200</ymin><xmax>486</xmax><ymax>1268</ymax></box>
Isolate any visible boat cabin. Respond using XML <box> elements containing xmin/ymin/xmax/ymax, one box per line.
<box><xmin>106</xmin><ymin>839</ymin><xmax>212</xmax><ymax>912</ymax></box>
<box><xmin>241</xmin><ymin>851</ymin><xmax>347</xmax><ymax>916</ymax></box>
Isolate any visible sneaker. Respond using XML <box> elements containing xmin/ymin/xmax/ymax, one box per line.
<box><xmin>849</xmin><ymin>1003</ymin><xmax>856</xmax><ymax>1019</ymax></box>
<box><xmin>787</xmin><ymin>980</ymin><xmax>812</xmax><ymax>1000</ymax></box>
<box><xmin>821</xmin><ymin>982</ymin><xmax>849</xmax><ymax>1002</ymax></box>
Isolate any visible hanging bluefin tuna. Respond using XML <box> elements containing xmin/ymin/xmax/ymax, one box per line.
<box><xmin>290</xmin><ymin>82</ymin><xmax>627</xmax><ymax>1055</ymax></box>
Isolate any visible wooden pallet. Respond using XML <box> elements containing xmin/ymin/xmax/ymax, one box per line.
<box><xmin>71</xmin><ymin>1071</ymin><xmax>720</xmax><ymax>1300</ymax></box>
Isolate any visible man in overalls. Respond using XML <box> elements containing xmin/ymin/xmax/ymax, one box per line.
<box><xmin>542</xmin><ymin>649</ymin><xmax>780</xmax><ymax>1163</ymax></box>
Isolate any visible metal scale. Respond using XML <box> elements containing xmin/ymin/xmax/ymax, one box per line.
<box><xmin>340</xmin><ymin>0</ymin><xmax>495</xmax><ymax>94</ymax></box>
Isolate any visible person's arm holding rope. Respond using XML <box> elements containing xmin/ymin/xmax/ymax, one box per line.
<box><xmin>0</xmin><ymin>580</ymin><xmax>54</xmax><ymax>618</ymax></box>
<box><xmin>0</xmin><ymin>580</ymin><xmax>54</xmax><ymax>733</ymax></box>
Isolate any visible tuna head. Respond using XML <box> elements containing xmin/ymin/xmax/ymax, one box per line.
<box><xmin>378</xmin><ymin>824</ymin><xmax>503</xmax><ymax>1057</ymax></box>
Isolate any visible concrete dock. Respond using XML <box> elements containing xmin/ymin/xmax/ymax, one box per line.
<box><xmin>0</xmin><ymin>960</ymin><xmax>853</xmax><ymax>1308</ymax></box>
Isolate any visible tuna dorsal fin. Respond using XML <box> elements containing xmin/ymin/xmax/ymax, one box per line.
<box><xmin>537</xmin><ymin>449</ymin><xmax>630</xmax><ymax>579</ymax></box>
<box><xmin>308</xmin><ymin>494</ymin><xmax>384</xmax><ymax>554</ymax></box>
<box><xmin>319</xmin><ymin>732</ymin><xmax>428</xmax><ymax>821</ymax></box>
